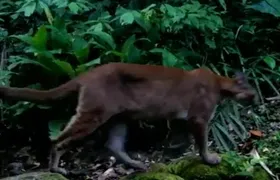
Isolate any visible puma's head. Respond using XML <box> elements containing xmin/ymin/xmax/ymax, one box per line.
<box><xmin>220</xmin><ymin>72</ymin><xmax>258</xmax><ymax>104</ymax></box>
<box><xmin>232</xmin><ymin>72</ymin><xmax>258</xmax><ymax>103</ymax></box>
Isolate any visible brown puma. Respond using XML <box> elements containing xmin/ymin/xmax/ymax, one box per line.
<box><xmin>0</xmin><ymin>62</ymin><xmax>257</xmax><ymax>175</ymax></box>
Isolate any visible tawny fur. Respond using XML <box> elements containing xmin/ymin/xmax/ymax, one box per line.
<box><xmin>0</xmin><ymin>63</ymin><xmax>257</xmax><ymax>175</ymax></box>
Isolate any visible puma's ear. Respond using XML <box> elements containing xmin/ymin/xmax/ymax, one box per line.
<box><xmin>234</xmin><ymin>72</ymin><xmax>247</xmax><ymax>84</ymax></box>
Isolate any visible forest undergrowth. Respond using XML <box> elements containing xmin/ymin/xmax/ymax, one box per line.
<box><xmin>0</xmin><ymin>0</ymin><xmax>280</xmax><ymax>179</ymax></box>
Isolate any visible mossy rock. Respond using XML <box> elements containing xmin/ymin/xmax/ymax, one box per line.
<box><xmin>122</xmin><ymin>153</ymin><xmax>271</xmax><ymax>180</ymax></box>
<box><xmin>0</xmin><ymin>172</ymin><xmax>68</xmax><ymax>180</ymax></box>
<box><xmin>122</xmin><ymin>172</ymin><xmax>184</xmax><ymax>180</ymax></box>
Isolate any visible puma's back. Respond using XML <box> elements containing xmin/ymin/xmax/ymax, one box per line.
<box><xmin>76</xmin><ymin>63</ymin><xmax>227</xmax><ymax>119</ymax></box>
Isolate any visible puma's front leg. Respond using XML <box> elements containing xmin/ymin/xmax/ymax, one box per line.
<box><xmin>189</xmin><ymin>117</ymin><xmax>221</xmax><ymax>165</ymax></box>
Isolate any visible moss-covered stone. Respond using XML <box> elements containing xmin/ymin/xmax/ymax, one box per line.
<box><xmin>121</xmin><ymin>172</ymin><xmax>184</xmax><ymax>180</ymax></box>
<box><xmin>252</xmin><ymin>167</ymin><xmax>271</xmax><ymax>180</ymax></box>
<box><xmin>169</xmin><ymin>157</ymin><xmax>230</xmax><ymax>180</ymax></box>
<box><xmin>122</xmin><ymin>153</ymin><xmax>271</xmax><ymax>180</ymax></box>
<box><xmin>254</xmin><ymin>131</ymin><xmax>280</xmax><ymax>173</ymax></box>
<box><xmin>0</xmin><ymin>172</ymin><xmax>68</xmax><ymax>180</ymax></box>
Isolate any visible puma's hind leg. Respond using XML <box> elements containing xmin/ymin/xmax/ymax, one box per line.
<box><xmin>105</xmin><ymin>123</ymin><xmax>147</xmax><ymax>170</ymax></box>
<box><xmin>49</xmin><ymin>109</ymin><xmax>113</xmax><ymax>175</ymax></box>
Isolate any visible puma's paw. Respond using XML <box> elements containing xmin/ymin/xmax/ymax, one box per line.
<box><xmin>130</xmin><ymin>160</ymin><xmax>148</xmax><ymax>171</ymax></box>
<box><xmin>50</xmin><ymin>167</ymin><xmax>68</xmax><ymax>176</ymax></box>
<box><xmin>203</xmin><ymin>153</ymin><xmax>221</xmax><ymax>165</ymax></box>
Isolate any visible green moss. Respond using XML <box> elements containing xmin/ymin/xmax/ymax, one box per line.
<box><xmin>149</xmin><ymin>163</ymin><xmax>168</xmax><ymax>172</ymax></box>
<box><xmin>252</xmin><ymin>167</ymin><xmax>271</xmax><ymax>180</ymax></box>
<box><xmin>255</xmin><ymin>131</ymin><xmax>280</xmax><ymax>173</ymax></box>
<box><xmin>120</xmin><ymin>172</ymin><xmax>184</xmax><ymax>180</ymax></box>
<box><xmin>122</xmin><ymin>153</ymin><xmax>271</xmax><ymax>180</ymax></box>
<box><xmin>0</xmin><ymin>172</ymin><xmax>68</xmax><ymax>180</ymax></box>
<box><xmin>38</xmin><ymin>173</ymin><xmax>68</xmax><ymax>180</ymax></box>
<box><xmin>165</xmin><ymin>156</ymin><xmax>231</xmax><ymax>180</ymax></box>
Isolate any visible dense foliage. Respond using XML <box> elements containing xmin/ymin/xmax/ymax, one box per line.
<box><xmin>0</xmin><ymin>0</ymin><xmax>280</xmax><ymax>153</ymax></box>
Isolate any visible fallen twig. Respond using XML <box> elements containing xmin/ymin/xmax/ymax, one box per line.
<box><xmin>249</xmin><ymin>147</ymin><xmax>279</xmax><ymax>180</ymax></box>
<box><xmin>265</xmin><ymin>96</ymin><xmax>280</xmax><ymax>101</ymax></box>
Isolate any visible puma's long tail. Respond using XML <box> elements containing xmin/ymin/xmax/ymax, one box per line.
<box><xmin>0</xmin><ymin>80</ymin><xmax>79</xmax><ymax>102</ymax></box>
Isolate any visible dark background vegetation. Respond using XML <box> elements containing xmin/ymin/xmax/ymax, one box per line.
<box><xmin>0</xmin><ymin>0</ymin><xmax>280</xmax><ymax>176</ymax></box>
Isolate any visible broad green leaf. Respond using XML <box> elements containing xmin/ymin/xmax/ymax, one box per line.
<box><xmin>115</xmin><ymin>6</ymin><xmax>130</xmax><ymax>16</ymax></box>
<box><xmin>68</xmin><ymin>2</ymin><xmax>79</xmax><ymax>14</ymax></box>
<box><xmin>247</xmin><ymin>0</ymin><xmax>280</xmax><ymax>17</ymax></box>
<box><xmin>52</xmin><ymin>18</ymin><xmax>68</xmax><ymax>34</ymax></box>
<box><xmin>121</xmin><ymin>36</ymin><xmax>147</xmax><ymax>63</ymax></box>
<box><xmin>75</xmin><ymin>65</ymin><xmax>87</xmax><ymax>75</ymax></box>
<box><xmin>187</xmin><ymin>14</ymin><xmax>200</xmax><ymax>29</ymax></box>
<box><xmin>90</xmin><ymin>41</ymin><xmax>107</xmax><ymax>50</ymax></box>
<box><xmin>160</xmin><ymin>4</ymin><xmax>177</xmax><ymax>16</ymax></box>
<box><xmin>9</xmin><ymin>48</ymin><xmax>59</xmax><ymax>74</ymax></box>
<box><xmin>74</xmin><ymin>47</ymin><xmax>89</xmax><ymax>64</ymax></box>
<box><xmin>121</xmin><ymin>34</ymin><xmax>136</xmax><ymax>55</ymax></box>
<box><xmin>263</xmin><ymin>56</ymin><xmax>276</xmax><ymax>69</ymax></box>
<box><xmin>72</xmin><ymin>36</ymin><xmax>88</xmax><ymax>51</ymax></box>
<box><xmin>147</xmin><ymin>27</ymin><xmax>160</xmax><ymax>43</ymax></box>
<box><xmin>10</xmin><ymin>34</ymin><xmax>33</xmax><ymax>45</ymax></box>
<box><xmin>7</xmin><ymin>56</ymin><xmax>51</xmax><ymax>71</ymax></box>
<box><xmin>87</xmin><ymin>23</ymin><xmax>103</xmax><ymax>32</ymax></box>
<box><xmin>35</xmin><ymin>53</ymin><xmax>67</xmax><ymax>75</ymax></box>
<box><xmin>185</xmin><ymin>1</ymin><xmax>201</xmax><ymax>12</ymax></box>
<box><xmin>38</xmin><ymin>1</ymin><xmax>49</xmax><ymax>9</ymax></box>
<box><xmin>141</xmin><ymin>3</ymin><xmax>156</xmax><ymax>12</ymax></box>
<box><xmin>32</xmin><ymin>26</ymin><xmax>48</xmax><ymax>51</ymax></box>
<box><xmin>9</xmin><ymin>101</ymin><xmax>35</xmax><ymax>117</ymax></box>
<box><xmin>205</xmin><ymin>37</ymin><xmax>216</xmax><ymax>49</ymax></box>
<box><xmin>85</xmin><ymin>31</ymin><xmax>116</xmax><ymax>50</ymax></box>
<box><xmin>224</xmin><ymin>46</ymin><xmax>241</xmax><ymax>55</ymax></box>
<box><xmin>11</xmin><ymin>13</ymin><xmax>19</xmax><ymax>20</ymax></box>
<box><xmin>120</xmin><ymin>12</ymin><xmax>134</xmax><ymax>25</ymax></box>
<box><xmin>48</xmin><ymin>119</ymin><xmax>68</xmax><ymax>140</ymax></box>
<box><xmin>105</xmin><ymin>50</ymin><xmax>123</xmax><ymax>57</ymax></box>
<box><xmin>53</xmin><ymin>60</ymin><xmax>76</xmax><ymax>78</ymax></box>
<box><xmin>209</xmin><ymin>15</ymin><xmax>224</xmax><ymax>30</ymax></box>
<box><xmin>218</xmin><ymin>0</ymin><xmax>227</xmax><ymax>11</ymax></box>
<box><xmin>75</xmin><ymin>57</ymin><xmax>101</xmax><ymax>74</ymax></box>
<box><xmin>126</xmin><ymin>46</ymin><xmax>141</xmax><ymax>63</ymax></box>
<box><xmin>72</xmin><ymin>36</ymin><xmax>89</xmax><ymax>63</ymax></box>
<box><xmin>0</xmin><ymin>70</ymin><xmax>14</xmax><ymax>85</ymax></box>
<box><xmin>17</xmin><ymin>0</ymin><xmax>37</xmax><ymax>17</ymax></box>
<box><xmin>46</xmin><ymin>22</ymin><xmax>71</xmax><ymax>50</ymax></box>
<box><xmin>98</xmin><ymin>11</ymin><xmax>112</xmax><ymax>20</ymax></box>
<box><xmin>132</xmin><ymin>11</ymin><xmax>151</xmax><ymax>32</ymax></box>
<box><xmin>50</xmin><ymin>30</ymin><xmax>70</xmax><ymax>50</ymax></box>
<box><xmin>150</xmin><ymin>48</ymin><xmax>178</xmax><ymax>67</ymax></box>
<box><xmin>53</xmin><ymin>0</ymin><xmax>68</xmax><ymax>8</ymax></box>
<box><xmin>83</xmin><ymin>57</ymin><xmax>101</xmax><ymax>67</ymax></box>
